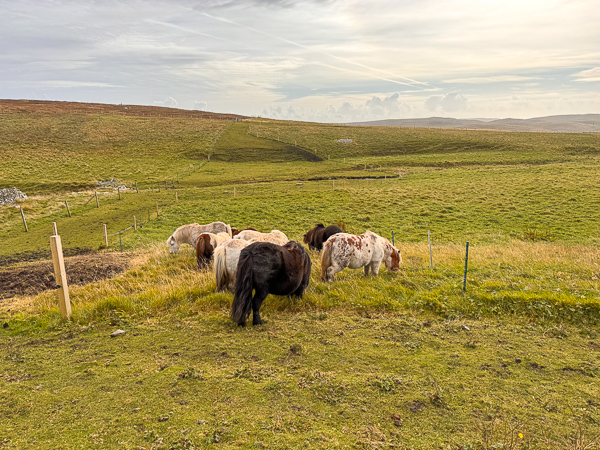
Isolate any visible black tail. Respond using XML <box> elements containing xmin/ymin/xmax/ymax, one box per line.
<box><xmin>230</xmin><ymin>252</ymin><xmax>254</xmax><ymax>325</ymax></box>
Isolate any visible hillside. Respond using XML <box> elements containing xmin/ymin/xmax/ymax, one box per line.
<box><xmin>0</xmin><ymin>99</ymin><xmax>247</xmax><ymax>120</ymax></box>
<box><xmin>348</xmin><ymin>113</ymin><xmax>600</xmax><ymax>133</ymax></box>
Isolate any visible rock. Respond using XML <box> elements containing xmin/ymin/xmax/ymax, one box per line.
<box><xmin>110</xmin><ymin>329</ymin><xmax>126</xmax><ymax>338</ymax></box>
<box><xmin>0</xmin><ymin>187</ymin><xmax>28</xmax><ymax>206</ymax></box>
<box><xmin>461</xmin><ymin>325</ymin><xmax>470</xmax><ymax>331</ymax></box>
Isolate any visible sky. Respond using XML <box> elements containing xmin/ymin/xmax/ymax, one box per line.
<box><xmin>1</xmin><ymin>0</ymin><xmax>599</xmax><ymax>123</ymax></box>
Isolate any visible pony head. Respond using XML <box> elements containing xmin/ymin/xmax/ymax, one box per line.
<box><xmin>384</xmin><ymin>241</ymin><xmax>401</xmax><ymax>272</ymax></box>
<box><xmin>167</xmin><ymin>235</ymin><xmax>180</xmax><ymax>254</ymax></box>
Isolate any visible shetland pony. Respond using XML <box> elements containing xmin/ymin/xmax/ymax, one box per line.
<box><xmin>231</xmin><ymin>227</ymin><xmax>257</xmax><ymax>237</ymax></box>
<box><xmin>303</xmin><ymin>223</ymin><xmax>342</xmax><ymax>251</ymax></box>
<box><xmin>195</xmin><ymin>232</ymin><xmax>232</xmax><ymax>268</ymax></box>
<box><xmin>320</xmin><ymin>230</ymin><xmax>401</xmax><ymax>282</ymax></box>
<box><xmin>213</xmin><ymin>239</ymin><xmax>251</xmax><ymax>292</ymax></box>
<box><xmin>231</xmin><ymin>241</ymin><xmax>311</xmax><ymax>326</ymax></box>
<box><xmin>234</xmin><ymin>229</ymin><xmax>288</xmax><ymax>245</ymax></box>
<box><xmin>167</xmin><ymin>222</ymin><xmax>231</xmax><ymax>254</ymax></box>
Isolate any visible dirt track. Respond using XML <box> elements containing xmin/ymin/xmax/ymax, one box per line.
<box><xmin>0</xmin><ymin>252</ymin><xmax>131</xmax><ymax>300</ymax></box>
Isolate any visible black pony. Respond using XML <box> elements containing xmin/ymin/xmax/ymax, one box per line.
<box><xmin>303</xmin><ymin>223</ymin><xmax>343</xmax><ymax>251</ymax></box>
<box><xmin>231</xmin><ymin>241</ymin><xmax>311</xmax><ymax>326</ymax></box>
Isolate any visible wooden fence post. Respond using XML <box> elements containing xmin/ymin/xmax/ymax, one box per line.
<box><xmin>52</xmin><ymin>222</ymin><xmax>58</xmax><ymax>236</ymax></box>
<box><xmin>20</xmin><ymin>207</ymin><xmax>28</xmax><ymax>232</ymax></box>
<box><xmin>95</xmin><ymin>192</ymin><xmax>99</xmax><ymax>208</ymax></box>
<box><xmin>118</xmin><ymin>187</ymin><xmax>121</xmax><ymax>200</ymax></box>
<box><xmin>133</xmin><ymin>215</ymin><xmax>137</xmax><ymax>231</ymax></box>
<box><xmin>65</xmin><ymin>200</ymin><xmax>71</xmax><ymax>217</ymax></box>
<box><xmin>50</xmin><ymin>235</ymin><xmax>71</xmax><ymax>319</ymax></box>
<box><xmin>175</xmin><ymin>191</ymin><xmax>178</xmax><ymax>202</ymax></box>
<box><xmin>156</xmin><ymin>201</ymin><xmax>159</xmax><ymax>217</ymax></box>
<box><xmin>103</xmin><ymin>224</ymin><xmax>108</xmax><ymax>248</ymax></box>
<box><xmin>428</xmin><ymin>230</ymin><xmax>433</xmax><ymax>270</ymax></box>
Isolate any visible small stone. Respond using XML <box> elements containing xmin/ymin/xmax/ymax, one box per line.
<box><xmin>158</xmin><ymin>416</ymin><xmax>169</xmax><ymax>422</ymax></box>
<box><xmin>461</xmin><ymin>325</ymin><xmax>470</xmax><ymax>331</ymax></box>
<box><xmin>110</xmin><ymin>329</ymin><xmax>126</xmax><ymax>338</ymax></box>
<box><xmin>198</xmin><ymin>419</ymin><xmax>207</xmax><ymax>425</ymax></box>
<box><xmin>515</xmin><ymin>358</ymin><xmax>522</xmax><ymax>363</ymax></box>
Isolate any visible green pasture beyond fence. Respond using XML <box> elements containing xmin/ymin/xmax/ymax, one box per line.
<box><xmin>5</xmin><ymin>176</ymin><xmax>407</xmax><ymax>256</ymax></box>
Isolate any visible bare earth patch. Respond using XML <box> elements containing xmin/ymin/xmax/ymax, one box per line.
<box><xmin>0</xmin><ymin>252</ymin><xmax>132</xmax><ymax>300</ymax></box>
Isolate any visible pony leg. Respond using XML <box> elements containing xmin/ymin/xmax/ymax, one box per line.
<box><xmin>251</xmin><ymin>288</ymin><xmax>269</xmax><ymax>326</ymax></box>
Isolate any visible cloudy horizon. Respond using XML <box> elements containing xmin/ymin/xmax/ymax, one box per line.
<box><xmin>1</xmin><ymin>0</ymin><xmax>599</xmax><ymax>122</ymax></box>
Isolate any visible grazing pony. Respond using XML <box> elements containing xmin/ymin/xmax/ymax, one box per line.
<box><xmin>213</xmin><ymin>239</ymin><xmax>251</xmax><ymax>292</ymax></box>
<box><xmin>167</xmin><ymin>222</ymin><xmax>231</xmax><ymax>254</ymax></box>
<box><xmin>234</xmin><ymin>229</ymin><xmax>288</xmax><ymax>245</ymax></box>
<box><xmin>320</xmin><ymin>230</ymin><xmax>401</xmax><ymax>282</ymax></box>
<box><xmin>231</xmin><ymin>227</ymin><xmax>257</xmax><ymax>237</ymax></box>
<box><xmin>231</xmin><ymin>241</ymin><xmax>311</xmax><ymax>326</ymax></box>
<box><xmin>303</xmin><ymin>223</ymin><xmax>343</xmax><ymax>251</ymax></box>
<box><xmin>195</xmin><ymin>232</ymin><xmax>232</xmax><ymax>268</ymax></box>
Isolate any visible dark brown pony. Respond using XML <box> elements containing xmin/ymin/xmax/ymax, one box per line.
<box><xmin>303</xmin><ymin>223</ymin><xmax>343</xmax><ymax>251</ymax></box>
<box><xmin>231</xmin><ymin>241</ymin><xmax>312</xmax><ymax>326</ymax></box>
<box><xmin>231</xmin><ymin>226</ymin><xmax>257</xmax><ymax>237</ymax></box>
<box><xmin>195</xmin><ymin>233</ymin><xmax>214</xmax><ymax>269</ymax></box>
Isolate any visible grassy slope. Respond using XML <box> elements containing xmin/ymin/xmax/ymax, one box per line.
<box><xmin>1</xmin><ymin>110</ymin><xmax>600</xmax><ymax>449</ymax></box>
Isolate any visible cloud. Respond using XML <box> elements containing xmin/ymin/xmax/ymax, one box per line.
<box><xmin>194</xmin><ymin>100</ymin><xmax>208</xmax><ymax>110</ymax></box>
<box><xmin>444</xmin><ymin>75</ymin><xmax>538</xmax><ymax>84</ymax></box>
<box><xmin>262</xmin><ymin>92</ymin><xmax>411</xmax><ymax>122</ymax></box>
<box><xmin>425</xmin><ymin>92</ymin><xmax>467</xmax><ymax>113</ymax></box>
<box><xmin>154</xmin><ymin>97</ymin><xmax>178</xmax><ymax>107</ymax></box>
<box><xmin>573</xmin><ymin>67</ymin><xmax>600</xmax><ymax>82</ymax></box>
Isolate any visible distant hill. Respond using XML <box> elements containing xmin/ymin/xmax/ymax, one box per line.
<box><xmin>347</xmin><ymin>114</ymin><xmax>600</xmax><ymax>133</ymax></box>
<box><xmin>0</xmin><ymin>99</ymin><xmax>247</xmax><ymax>121</ymax></box>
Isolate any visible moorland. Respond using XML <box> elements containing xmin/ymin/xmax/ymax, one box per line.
<box><xmin>0</xmin><ymin>100</ymin><xmax>599</xmax><ymax>449</ymax></box>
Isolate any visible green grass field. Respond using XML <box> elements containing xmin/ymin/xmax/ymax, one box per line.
<box><xmin>1</xmin><ymin>107</ymin><xmax>599</xmax><ymax>449</ymax></box>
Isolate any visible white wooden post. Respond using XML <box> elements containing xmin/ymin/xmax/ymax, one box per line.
<box><xmin>133</xmin><ymin>216</ymin><xmax>137</xmax><ymax>231</ymax></box>
<box><xmin>50</xmin><ymin>235</ymin><xmax>71</xmax><ymax>319</ymax></box>
<box><xmin>52</xmin><ymin>222</ymin><xmax>58</xmax><ymax>236</ymax></box>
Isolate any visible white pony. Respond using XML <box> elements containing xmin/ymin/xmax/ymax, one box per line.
<box><xmin>167</xmin><ymin>222</ymin><xmax>231</xmax><ymax>254</ymax></box>
<box><xmin>233</xmin><ymin>229</ymin><xmax>288</xmax><ymax>245</ymax></box>
<box><xmin>213</xmin><ymin>239</ymin><xmax>251</xmax><ymax>292</ymax></box>
<box><xmin>320</xmin><ymin>230</ymin><xmax>401</xmax><ymax>282</ymax></box>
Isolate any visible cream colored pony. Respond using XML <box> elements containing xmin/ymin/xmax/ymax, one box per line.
<box><xmin>213</xmin><ymin>239</ymin><xmax>251</xmax><ymax>292</ymax></box>
<box><xmin>320</xmin><ymin>230</ymin><xmax>401</xmax><ymax>282</ymax></box>
<box><xmin>233</xmin><ymin>229</ymin><xmax>288</xmax><ymax>245</ymax></box>
<box><xmin>167</xmin><ymin>222</ymin><xmax>231</xmax><ymax>254</ymax></box>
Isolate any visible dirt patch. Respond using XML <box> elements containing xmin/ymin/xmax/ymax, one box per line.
<box><xmin>0</xmin><ymin>252</ymin><xmax>132</xmax><ymax>300</ymax></box>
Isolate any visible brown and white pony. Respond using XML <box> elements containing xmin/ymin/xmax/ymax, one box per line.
<box><xmin>213</xmin><ymin>239</ymin><xmax>251</xmax><ymax>292</ymax></box>
<box><xmin>234</xmin><ymin>229</ymin><xmax>288</xmax><ymax>246</ymax></box>
<box><xmin>195</xmin><ymin>232</ymin><xmax>232</xmax><ymax>268</ymax></box>
<box><xmin>167</xmin><ymin>222</ymin><xmax>231</xmax><ymax>254</ymax></box>
<box><xmin>320</xmin><ymin>230</ymin><xmax>401</xmax><ymax>282</ymax></box>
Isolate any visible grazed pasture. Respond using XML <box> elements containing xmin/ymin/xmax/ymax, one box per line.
<box><xmin>1</xmin><ymin>104</ymin><xmax>599</xmax><ymax>448</ymax></box>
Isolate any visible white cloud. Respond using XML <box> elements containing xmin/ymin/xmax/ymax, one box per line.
<box><xmin>425</xmin><ymin>92</ymin><xmax>467</xmax><ymax>113</ymax></box>
<box><xmin>194</xmin><ymin>100</ymin><xmax>208</xmax><ymax>110</ymax></box>
<box><xmin>573</xmin><ymin>67</ymin><xmax>600</xmax><ymax>82</ymax></box>
<box><xmin>154</xmin><ymin>97</ymin><xmax>178</xmax><ymax>107</ymax></box>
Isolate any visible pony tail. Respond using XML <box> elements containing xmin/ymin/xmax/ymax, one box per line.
<box><xmin>231</xmin><ymin>252</ymin><xmax>254</xmax><ymax>325</ymax></box>
<box><xmin>320</xmin><ymin>242</ymin><xmax>333</xmax><ymax>281</ymax></box>
<box><xmin>195</xmin><ymin>236</ymin><xmax>205</xmax><ymax>268</ymax></box>
<box><xmin>214</xmin><ymin>245</ymin><xmax>227</xmax><ymax>292</ymax></box>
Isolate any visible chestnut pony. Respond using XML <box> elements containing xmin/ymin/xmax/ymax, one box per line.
<box><xmin>303</xmin><ymin>223</ymin><xmax>342</xmax><ymax>251</ymax></box>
